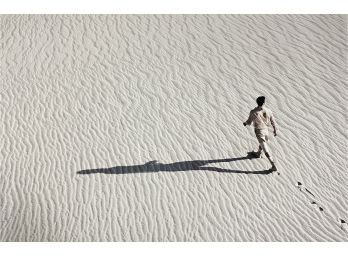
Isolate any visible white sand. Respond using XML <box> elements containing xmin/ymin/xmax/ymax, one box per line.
<box><xmin>0</xmin><ymin>15</ymin><xmax>347</xmax><ymax>241</ymax></box>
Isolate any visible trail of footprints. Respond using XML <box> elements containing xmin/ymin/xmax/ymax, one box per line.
<box><xmin>296</xmin><ymin>182</ymin><xmax>347</xmax><ymax>232</ymax></box>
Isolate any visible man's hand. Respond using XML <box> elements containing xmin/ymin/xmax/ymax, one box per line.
<box><xmin>243</xmin><ymin>122</ymin><xmax>247</xmax><ymax>126</ymax></box>
<box><xmin>274</xmin><ymin>130</ymin><xmax>277</xmax><ymax>137</ymax></box>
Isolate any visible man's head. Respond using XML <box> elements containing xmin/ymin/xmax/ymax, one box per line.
<box><xmin>256</xmin><ymin>96</ymin><xmax>265</xmax><ymax>106</ymax></box>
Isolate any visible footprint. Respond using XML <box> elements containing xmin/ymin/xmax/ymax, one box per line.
<box><xmin>340</xmin><ymin>219</ymin><xmax>347</xmax><ymax>231</ymax></box>
<box><xmin>311</xmin><ymin>201</ymin><xmax>324</xmax><ymax>211</ymax></box>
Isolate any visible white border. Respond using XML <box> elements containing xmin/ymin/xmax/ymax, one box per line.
<box><xmin>1</xmin><ymin>0</ymin><xmax>347</xmax><ymax>256</ymax></box>
<box><xmin>1</xmin><ymin>242</ymin><xmax>348</xmax><ymax>257</ymax></box>
<box><xmin>0</xmin><ymin>0</ymin><xmax>347</xmax><ymax>14</ymax></box>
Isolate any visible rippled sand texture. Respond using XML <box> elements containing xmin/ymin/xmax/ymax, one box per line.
<box><xmin>1</xmin><ymin>15</ymin><xmax>347</xmax><ymax>241</ymax></box>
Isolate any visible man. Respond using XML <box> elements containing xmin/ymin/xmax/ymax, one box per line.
<box><xmin>243</xmin><ymin>96</ymin><xmax>278</xmax><ymax>172</ymax></box>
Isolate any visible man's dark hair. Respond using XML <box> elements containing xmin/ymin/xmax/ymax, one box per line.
<box><xmin>256</xmin><ymin>96</ymin><xmax>265</xmax><ymax>106</ymax></box>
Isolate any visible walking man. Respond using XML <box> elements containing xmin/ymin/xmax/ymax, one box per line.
<box><xmin>243</xmin><ymin>96</ymin><xmax>278</xmax><ymax>171</ymax></box>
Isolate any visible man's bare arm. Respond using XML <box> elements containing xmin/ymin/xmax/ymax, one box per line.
<box><xmin>270</xmin><ymin>114</ymin><xmax>277</xmax><ymax>136</ymax></box>
<box><xmin>243</xmin><ymin>111</ymin><xmax>253</xmax><ymax>126</ymax></box>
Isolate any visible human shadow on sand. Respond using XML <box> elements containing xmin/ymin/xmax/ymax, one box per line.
<box><xmin>77</xmin><ymin>152</ymin><xmax>273</xmax><ymax>175</ymax></box>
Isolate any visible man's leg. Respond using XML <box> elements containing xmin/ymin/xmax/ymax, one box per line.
<box><xmin>257</xmin><ymin>145</ymin><xmax>263</xmax><ymax>154</ymax></box>
<box><xmin>258</xmin><ymin>139</ymin><xmax>277</xmax><ymax>171</ymax></box>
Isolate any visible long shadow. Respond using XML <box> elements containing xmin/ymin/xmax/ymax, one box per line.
<box><xmin>77</xmin><ymin>152</ymin><xmax>273</xmax><ymax>175</ymax></box>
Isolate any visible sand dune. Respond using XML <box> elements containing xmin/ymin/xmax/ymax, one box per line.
<box><xmin>0</xmin><ymin>15</ymin><xmax>347</xmax><ymax>241</ymax></box>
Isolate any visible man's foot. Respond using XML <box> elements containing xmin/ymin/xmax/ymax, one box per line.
<box><xmin>249</xmin><ymin>151</ymin><xmax>262</xmax><ymax>158</ymax></box>
<box><xmin>270</xmin><ymin>164</ymin><xmax>277</xmax><ymax>172</ymax></box>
